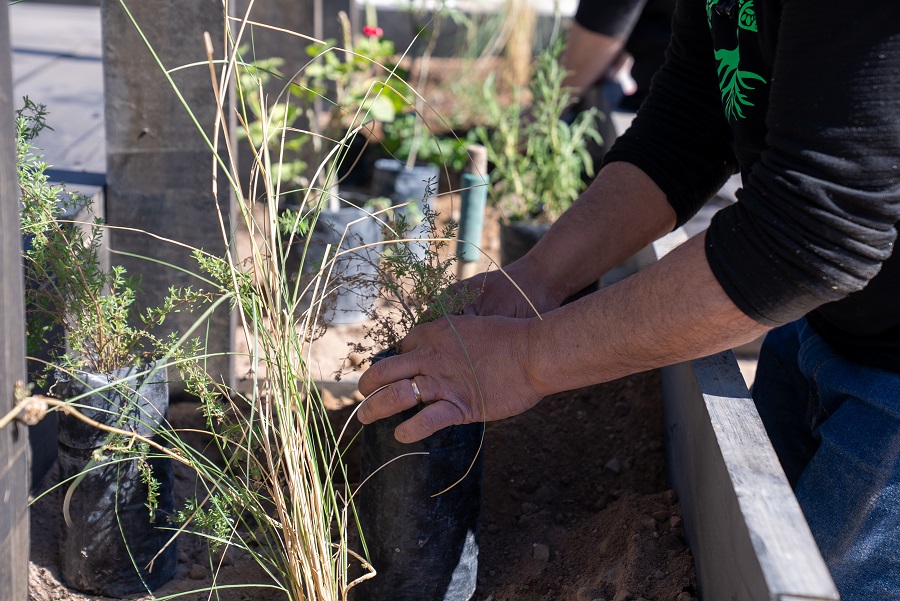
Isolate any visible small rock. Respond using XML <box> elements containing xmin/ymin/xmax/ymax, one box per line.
<box><xmin>518</xmin><ymin>511</ymin><xmax>544</xmax><ymax>529</ymax></box>
<box><xmin>614</xmin><ymin>401</ymin><xmax>630</xmax><ymax>416</ymax></box>
<box><xmin>487</xmin><ymin>524</ymin><xmax>500</xmax><ymax>534</ymax></box>
<box><xmin>670</xmin><ymin>515</ymin><xmax>683</xmax><ymax>529</ymax></box>
<box><xmin>604</xmin><ymin>458</ymin><xmax>622</xmax><ymax>474</ymax></box>
<box><xmin>532</xmin><ymin>543</ymin><xmax>551</xmax><ymax>562</ymax></box>
<box><xmin>664</xmin><ymin>489</ymin><xmax>679</xmax><ymax>504</ymax></box>
<box><xmin>576</xmin><ymin>586</ymin><xmax>606</xmax><ymax>601</ymax></box>
<box><xmin>648</xmin><ymin>440</ymin><xmax>663</xmax><ymax>452</ymax></box>
<box><xmin>534</xmin><ymin>485</ymin><xmax>553</xmax><ymax>504</ymax></box>
<box><xmin>521</xmin><ymin>502</ymin><xmax>539</xmax><ymax>515</ymax></box>
<box><xmin>188</xmin><ymin>563</ymin><xmax>206</xmax><ymax>580</ymax></box>
<box><xmin>652</xmin><ymin>510</ymin><xmax>669</xmax><ymax>522</ymax></box>
<box><xmin>676</xmin><ymin>593</ymin><xmax>695</xmax><ymax>601</ymax></box>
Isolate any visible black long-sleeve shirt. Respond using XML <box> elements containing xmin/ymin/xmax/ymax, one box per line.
<box><xmin>603</xmin><ymin>0</ymin><xmax>900</xmax><ymax>371</ymax></box>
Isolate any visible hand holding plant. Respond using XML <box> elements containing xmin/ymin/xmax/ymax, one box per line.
<box><xmin>356</xmin><ymin>311</ymin><xmax>541</xmax><ymax>443</ymax></box>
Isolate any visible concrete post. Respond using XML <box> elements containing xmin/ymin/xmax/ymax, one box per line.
<box><xmin>0</xmin><ymin>2</ymin><xmax>31</xmax><ymax>598</ymax></box>
<box><xmin>101</xmin><ymin>0</ymin><xmax>234</xmax><ymax>391</ymax></box>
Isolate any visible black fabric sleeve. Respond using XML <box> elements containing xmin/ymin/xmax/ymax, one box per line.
<box><xmin>574</xmin><ymin>0</ymin><xmax>649</xmax><ymax>38</ymax></box>
<box><xmin>705</xmin><ymin>2</ymin><xmax>900</xmax><ymax>326</ymax></box>
<box><xmin>601</xmin><ymin>0</ymin><xmax>738</xmax><ymax>227</ymax></box>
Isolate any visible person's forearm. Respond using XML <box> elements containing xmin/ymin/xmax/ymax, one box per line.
<box><xmin>560</xmin><ymin>21</ymin><xmax>627</xmax><ymax>95</ymax></box>
<box><xmin>524</xmin><ymin>230</ymin><xmax>770</xmax><ymax>396</ymax></box>
<box><xmin>523</xmin><ymin>161</ymin><xmax>677</xmax><ymax>301</ymax></box>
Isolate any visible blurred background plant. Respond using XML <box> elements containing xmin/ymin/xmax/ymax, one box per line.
<box><xmin>475</xmin><ymin>41</ymin><xmax>600</xmax><ymax>224</ymax></box>
<box><xmin>236</xmin><ymin>54</ymin><xmax>309</xmax><ymax>196</ymax></box>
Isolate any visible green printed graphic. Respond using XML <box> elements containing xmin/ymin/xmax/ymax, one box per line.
<box><xmin>738</xmin><ymin>1</ymin><xmax>758</xmax><ymax>32</ymax></box>
<box><xmin>715</xmin><ymin>45</ymin><xmax>766</xmax><ymax>121</ymax></box>
<box><xmin>706</xmin><ymin>0</ymin><xmax>718</xmax><ymax>28</ymax></box>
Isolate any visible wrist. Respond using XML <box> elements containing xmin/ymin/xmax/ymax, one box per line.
<box><xmin>509</xmin><ymin>249</ymin><xmax>559</xmax><ymax>299</ymax></box>
<box><xmin>521</xmin><ymin>314</ymin><xmax>556</xmax><ymax>398</ymax></box>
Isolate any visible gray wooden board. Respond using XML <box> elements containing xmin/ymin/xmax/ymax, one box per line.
<box><xmin>1</xmin><ymin>4</ymin><xmax>31</xmax><ymax>598</ymax></box>
<box><xmin>639</xmin><ymin>237</ymin><xmax>840</xmax><ymax>600</ymax></box>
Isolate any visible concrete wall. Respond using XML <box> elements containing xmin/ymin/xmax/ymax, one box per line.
<box><xmin>102</xmin><ymin>0</ymin><xmax>236</xmax><ymax>391</ymax></box>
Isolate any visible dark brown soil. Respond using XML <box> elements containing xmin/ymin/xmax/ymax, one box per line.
<box><xmin>475</xmin><ymin>372</ymin><xmax>696</xmax><ymax>601</ymax></box>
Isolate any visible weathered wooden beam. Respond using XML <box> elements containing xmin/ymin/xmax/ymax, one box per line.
<box><xmin>640</xmin><ymin>235</ymin><xmax>840</xmax><ymax>601</ymax></box>
<box><xmin>0</xmin><ymin>2</ymin><xmax>31</xmax><ymax>598</ymax></box>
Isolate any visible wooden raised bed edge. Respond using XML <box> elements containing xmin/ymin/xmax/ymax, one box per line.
<box><xmin>634</xmin><ymin>231</ymin><xmax>840</xmax><ymax>601</ymax></box>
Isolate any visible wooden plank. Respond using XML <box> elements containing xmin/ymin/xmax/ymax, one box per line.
<box><xmin>661</xmin><ymin>358</ymin><xmax>838</xmax><ymax>600</ymax></box>
<box><xmin>642</xmin><ymin>237</ymin><xmax>840</xmax><ymax>600</ymax></box>
<box><xmin>0</xmin><ymin>3</ymin><xmax>31</xmax><ymax>599</ymax></box>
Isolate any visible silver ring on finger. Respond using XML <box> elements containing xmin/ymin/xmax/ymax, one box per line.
<box><xmin>410</xmin><ymin>378</ymin><xmax>423</xmax><ymax>404</ymax></box>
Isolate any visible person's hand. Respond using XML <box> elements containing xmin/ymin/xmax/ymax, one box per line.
<box><xmin>356</xmin><ymin>314</ymin><xmax>544</xmax><ymax>443</ymax></box>
<box><xmin>461</xmin><ymin>255</ymin><xmax>566</xmax><ymax>318</ymax></box>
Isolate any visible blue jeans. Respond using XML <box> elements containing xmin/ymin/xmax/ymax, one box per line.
<box><xmin>753</xmin><ymin>319</ymin><xmax>900</xmax><ymax>600</ymax></box>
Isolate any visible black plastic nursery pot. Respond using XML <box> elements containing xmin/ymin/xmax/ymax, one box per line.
<box><xmin>499</xmin><ymin>220</ymin><xmax>549</xmax><ymax>267</ymax></box>
<box><xmin>371</xmin><ymin>158</ymin><xmax>439</xmax><ymax>260</ymax></box>
<box><xmin>295</xmin><ymin>192</ymin><xmax>383</xmax><ymax>325</ymax></box>
<box><xmin>56</xmin><ymin>362</ymin><xmax>176</xmax><ymax>598</ymax></box>
<box><xmin>500</xmin><ymin>220</ymin><xmax>599</xmax><ymax>302</ymax></box>
<box><xmin>354</xmin><ymin>350</ymin><xmax>483</xmax><ymax>601</ymax></box>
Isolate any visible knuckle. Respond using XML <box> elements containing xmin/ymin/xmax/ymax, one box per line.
<box><xmin>358</xmin><ymin>364</ymin><xmax>383</xmax><ymax>396</ymax></box>
<box><xmin>447</xmin><ymin>399</ymin><xmax>472</xmax><ymax>424</ymax></box>
<box><xmin>386</xmin><ymin>382</ymin><xmax>407</xmax><ymax>410</ymax></box>
<box><xmin>419</xmin><ymin>410</ymin><xmax>439</xmax><ymax>432</ymax></box>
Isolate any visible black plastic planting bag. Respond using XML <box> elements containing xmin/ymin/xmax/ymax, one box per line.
<box><xmin>500</xmin><ymin>221</ymin><xmax>598</xmax><ymax>302</ymax></box>
<box><xmin>355</xmin><ymin>350</ymin><xmax>483</xmax><ymax>601</ymax></box>
<box><xmin>499</xmin><ymin>221</ymin><xmax>549</xmax><ymax>267</ymax></box>
<box><xmin>56</xmin><ymin>363</ymin><xmax>176</xmax><ymax>597</ymax></box>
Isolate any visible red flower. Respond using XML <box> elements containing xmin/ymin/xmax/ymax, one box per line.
<box><xmin>362</xmin><ymin>25</ymin><xmax>383</xmax><ymax>38</ymax></box>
